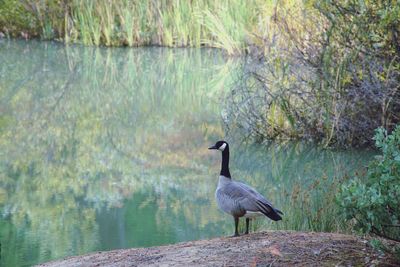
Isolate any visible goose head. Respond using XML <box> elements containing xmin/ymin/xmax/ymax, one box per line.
<box><xmin>208</xmin><ymin>140</ymin><xmax>229</xmax><ymax>151</ymax></box>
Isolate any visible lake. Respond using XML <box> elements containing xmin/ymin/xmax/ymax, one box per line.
<box><xmin>0</xmin><ymin>40</ymin><xmax>372</xmax><ymax>266</ymax></box>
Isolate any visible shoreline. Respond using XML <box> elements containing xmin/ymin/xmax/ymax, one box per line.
<box><xmin>36</xmin><ymin>231</ymin><xmax>398</xmax><ymax>267</ymax></box>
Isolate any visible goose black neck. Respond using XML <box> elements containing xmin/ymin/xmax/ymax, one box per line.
<box><xmin>220</xmin><ymin>146</ymin><xmax>231</xmax><ymax>178</ymax></box>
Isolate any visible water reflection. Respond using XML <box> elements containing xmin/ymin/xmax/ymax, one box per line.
<box><xmin>0</xmin><ymin>40</ymin><xmax>234</xmax><ymax>266</ymax></box>
<box><xmin>0</xmin><ymin>41</ymin><xmax>371</xmax><ymax>266</ymax></box>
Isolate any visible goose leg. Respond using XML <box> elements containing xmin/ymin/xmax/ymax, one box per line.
<box><xmin>245</xmin><ymin>218</ymin><xmax>250</xmax><ymax>234</ymax></box>
<box><xmin>232</xmin><ymin>217</ymin><xmax>239</xmax><ymax>237</ymax></box>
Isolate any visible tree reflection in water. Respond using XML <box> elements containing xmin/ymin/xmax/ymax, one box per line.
<box><xmin>0</xmin><ymin>40</ymin><xmax>235</xmax><ymax>266</ymax></box>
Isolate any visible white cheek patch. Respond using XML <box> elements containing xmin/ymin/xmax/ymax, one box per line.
<box><xmin>218</xmin><ymin>143</ymin><xmax>227</xmax><ymax>151</ymax></box>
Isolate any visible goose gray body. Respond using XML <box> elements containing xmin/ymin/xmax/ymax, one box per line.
<box><xmin>216</xmin><ymin>176</ymin><xmax>281</xmax><ymax>219</ymax></box>
<box><xmin>209</xmin><ymin>140</ymin><xmax>283</xmax><ymax>236</ymax></box>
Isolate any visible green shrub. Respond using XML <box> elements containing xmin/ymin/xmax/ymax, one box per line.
<box><xmin>338</xmin><ymin>125</ymin><xmax>400</xmax><ymax>242</ymax></box>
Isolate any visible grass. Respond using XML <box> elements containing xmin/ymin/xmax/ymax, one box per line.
<box><xmin>229</xmin><ymin>141</ymin><xmax>374</xmax><ymax>235</ymax></box>
<box><xmin>276</xmin><ymin>178</ymin><xmax>346</xmax><ymax>232</ymax></box>
<box><xmin>237</xmin><ymin>175</ymin><xmax>351</xmax><ymax>235</ymax></box>
<box><xmin>0</xmin><ymin>0</ymin><xmax>303</xmax><ymax>54</ymax></box>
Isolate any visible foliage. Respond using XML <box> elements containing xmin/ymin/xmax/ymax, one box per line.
<box><xmin>0</xmin><ymin>0</ymin><xmax>38</xmax><ymax>37</ymax></box>
<box><xmin>338</xmin><ymin>126</ymin><xmax>400</xmax><ymax>242</ymax></box>
<box><xmin>225</xmin><ymin>0</ymin><xmax>400</xmax><ymax>147</ymax></box>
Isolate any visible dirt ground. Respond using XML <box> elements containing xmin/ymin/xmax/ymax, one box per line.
<box><xmin>37</xmin><ymin>231</ymin><xmax>398</xmax><ymax>267</ymax></box>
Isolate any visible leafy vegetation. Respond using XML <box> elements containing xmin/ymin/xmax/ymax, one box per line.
<box><xmin>226</xmin><ymin>0</ymin><xmax>400</xmax><ymax>147</ymax></box>
<box><xmin>339</xmin><ymin>126</ymin><xmax>400</xmax><ymax>242</ymax></box>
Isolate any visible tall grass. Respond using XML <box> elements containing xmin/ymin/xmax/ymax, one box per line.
<box><xmin>244</xmin><ymin>178</ymin><xmax>347</xmax><ymax>234</ymax></box>
<box><xmin>0</xmin><ymin>0</ymin><xmax>302</xmax><ymax>54</ymax></box>
<box><xmin>227</xmin><ymin>141</ymin><xmax>373</xmax><ymax>235</ymax></box>
<box><xmin>275</xmin><ymin>177</ymin><xmax>347</xmax><ymax>232</ymax></box>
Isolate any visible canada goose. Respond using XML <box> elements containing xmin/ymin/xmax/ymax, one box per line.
<box><xmin>209</xmin><ymin>140</ymin><xmax>283</xmax><ymax>237</ymax></box>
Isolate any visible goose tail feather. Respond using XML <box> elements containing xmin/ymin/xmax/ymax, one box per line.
<box><xmin>256</xmin><ymin>200</ymin><xmax>283</xmax><ymax>221</ymax></box>
<box><xmin>275</xmin><ymin>209</ymin><xmax>284</xmax><ymax>215</ymax></box>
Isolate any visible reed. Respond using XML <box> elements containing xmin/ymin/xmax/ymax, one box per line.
<box><xmin>274</xmin><ymin>178</ymin><xmax>347</xmax><ymax>232</ymax></box>
<box><xmin>1</xmin><ymin>0</ymin><xmax>302</xmax><ymax>54</ymax></box>
<box><xmin>240</xmin><ymin>180</ymin><xmax>345</xmax><ymax>234</ymax></box>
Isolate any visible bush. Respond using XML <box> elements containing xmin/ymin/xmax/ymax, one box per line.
<box><xmin>338</xmin><ymin>125</ymin><xmax>400</xmax><ymax>242</ymax></box>
<box><xmin>0</xmin><ymin>0</ymin><xmax>38</xmax><ymax>37</ymax></box>
<box><xmin>225</xmin><ymin>0</ymin><xmax>400</xmax><ymax>147</ymax></box>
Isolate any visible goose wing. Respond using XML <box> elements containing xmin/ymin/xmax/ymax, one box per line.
<box><xmin>236</xmin><ymin>181</ymin><xmax>283</xmax><ymax>214</ymax></box>
<box><xmin>221</xmin><ymin>181</ymin><xmax>283</xmax><ymax>221</ymax></box>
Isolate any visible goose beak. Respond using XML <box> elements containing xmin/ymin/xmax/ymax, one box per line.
<box><xmin>208</xmin><ymin>145</ymin><xmax>218</xmax><ymax>150</ymax></box>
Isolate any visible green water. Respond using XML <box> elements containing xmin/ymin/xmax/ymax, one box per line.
<box><xmin>0</xmin><ymin>40</ymin><xmax>372</xmax><ymax>266</ymax></box>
